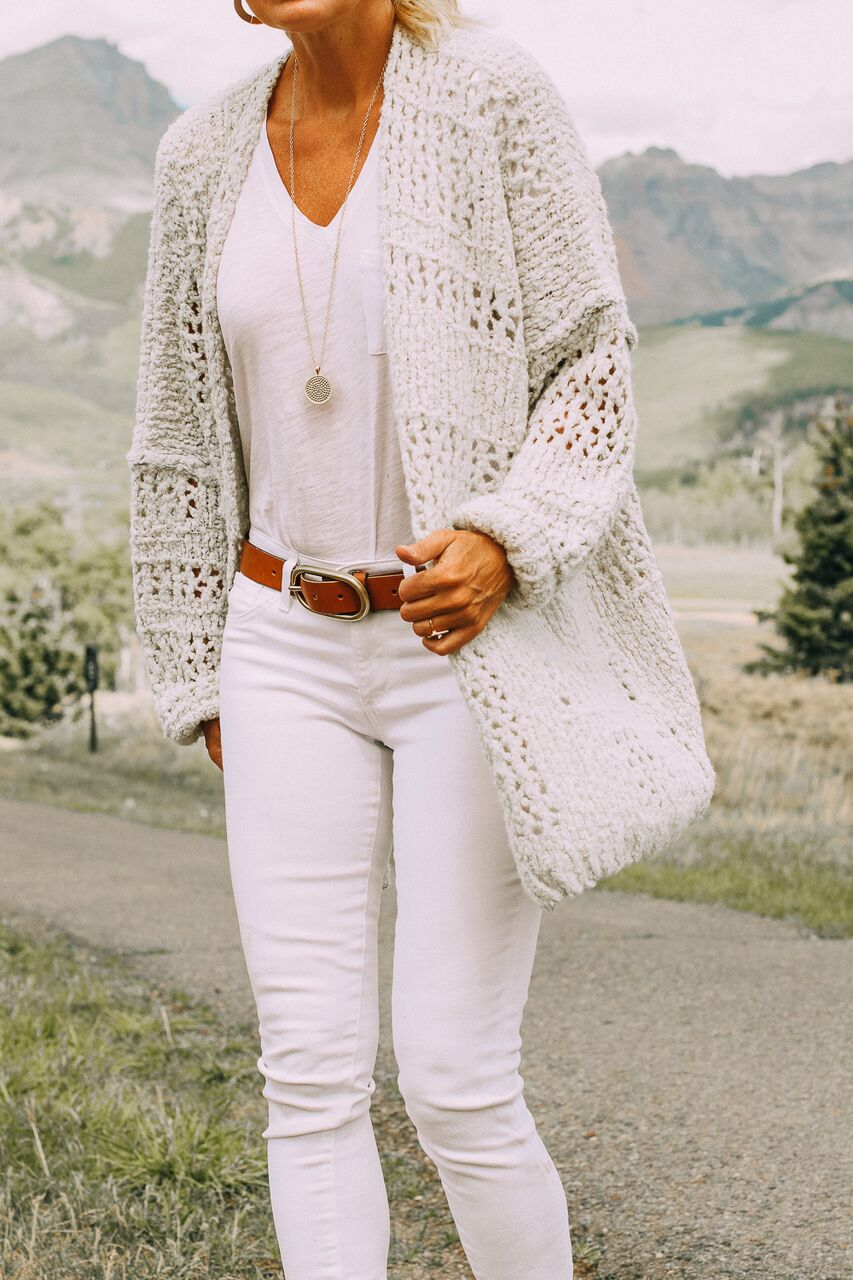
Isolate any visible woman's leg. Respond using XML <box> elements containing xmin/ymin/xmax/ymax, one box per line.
<box><xmin>218</xmin><ymin>591</ymin><xmax>393</xmax><ymax>1280</ymax></box>
<box><xmin>371</xmin><ymin>616</ymin><xmax>573</xmax><ymax>1280</ymax></box>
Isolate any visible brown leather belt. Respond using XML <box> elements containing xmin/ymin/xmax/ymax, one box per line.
<box><xmin>238</xmin><ymin>538</ymin><xmax>405</xmax><ymax>620</ymax></box>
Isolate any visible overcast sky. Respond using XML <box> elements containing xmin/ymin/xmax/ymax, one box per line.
<box><xmin>3</xmin><ymin>0</ymin><xmax>850</xmax><ymax>177</ymax></box>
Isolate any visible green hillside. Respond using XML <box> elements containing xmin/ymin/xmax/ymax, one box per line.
<box><xmin>21</xmin><ymin>211</ymin><xmax>151</xmax><ymax>305</ymax></box>
<box><xmin>632</xmin><ymin>323</ymin><xmax>853</xmax><ymax>479</ymax></box>
<box><xmin>0</xmin><ymin>371</ymin><xmax>134</xmax><ymax>531</ymax></box>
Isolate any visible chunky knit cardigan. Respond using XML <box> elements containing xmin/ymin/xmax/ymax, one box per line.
<box><xmin>128</xmin><ymin>19</ymin><xmax>716</xmax><ymax>908</ymax></box>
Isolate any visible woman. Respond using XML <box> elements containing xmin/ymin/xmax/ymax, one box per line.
<box><xmin>128</xmin><ymin>1</ymin><xmax>716</xmax><ymax>1275</ymax></box>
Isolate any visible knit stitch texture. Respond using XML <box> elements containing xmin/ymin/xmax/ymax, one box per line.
<box><xmin>128</xmin><ymin>20</ymin><xmax>716</xmax><ymax>908</ymax></box>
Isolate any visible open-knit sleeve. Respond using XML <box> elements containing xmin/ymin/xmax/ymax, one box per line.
<box><xmin>450</xmin><ymin>46</ymin><xmax>640</xmax><ymax>611</ymax></box>
<box><xmin>126</xmin><ymin>138</ymin><xmax>228</xmax><ymax>745</ymax></box>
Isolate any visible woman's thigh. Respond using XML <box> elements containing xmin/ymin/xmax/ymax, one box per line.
<box><xmin>378</xmin><ymin>638</ymin><xmax>542</xmax><ymax>1097</ymax></box>
<box><xmin>218</xmin><ymin>597</ymin><xmax>394</xmax><ymax>1137</ymax></box>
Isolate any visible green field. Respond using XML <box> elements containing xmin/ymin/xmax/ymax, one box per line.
<box><xmin>632</xmin><ymin>323</ymin><xmax>853</xmax><ymax>477</ymax></box>
<box><xmin>21</xmin><ymin>210</ymin><xmax>151</xmax><ymax>306</ymax></box>
<box><xmin>654</xmin><ymin>542</ymin><xmax>791</xmax><ymax>610</ymax></box>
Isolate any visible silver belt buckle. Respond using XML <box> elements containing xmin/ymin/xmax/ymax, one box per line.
<box><xmin>288</xmin><ymin>561</ymin><xmax>371</xmax><ymax>621</ymax></box>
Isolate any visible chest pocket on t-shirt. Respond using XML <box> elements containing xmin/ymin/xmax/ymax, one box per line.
<box><xmin>359</xmin><ymin>249</ymin><xmax>388</xmax><ymax>356</ymax></box>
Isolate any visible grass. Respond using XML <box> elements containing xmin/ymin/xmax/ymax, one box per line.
<box><xmin>655</xmin><ymin>542</ymin><xmax>790</xmax><ymax>609</ymax></box>
<box><xmin>0</xmin><ymin>701</ymin><xmax>226</xmax><ymax>840</ymax></box>
<box><xmin>0</xmin><ymin>917</ymin><xmax>277</xmax><ymax>1279</ymax></box>
<box><xmin>632</xmin><ymin>325</ymin><xmax>789</xmax><ymax>474</ymax></box>
<box><xmin>632</xmin><ymin>324</ymin><xmax>853</xmax><ymax>477</ymax></box>
<box><xmin>602</xmin><ymin>620</ymin><xmax>853</xmax><ymax>937</ymax></box>
<box><xmin>0</xmin><ymin>380</ymin><xmax>129</xmax><ymax>473</ymax></box>
<box><xmin>0</xmin><ymin>917</ymin><xmax>601</xmax><ymax>1279</ymax></box>
<box><xmin>21</xmin><ymin>211</ymin><xmax>150</xmax><ymax>306</ymax></box>
<box><xmin>604</xmin><ymin>833</ymin><xmax>852</xmax><ymax>938</ymax></box>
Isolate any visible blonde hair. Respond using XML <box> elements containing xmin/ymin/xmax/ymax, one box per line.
<box><xmin>392</xmin><ymin>0</ymin><xmax>489</xmax><ymax>49</ymax></box>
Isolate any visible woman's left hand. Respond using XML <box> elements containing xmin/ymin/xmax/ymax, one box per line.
<box><xmin>395</xmin><ymin>528</ymin><xmax>516</xmax><ymax>653</ymax></box>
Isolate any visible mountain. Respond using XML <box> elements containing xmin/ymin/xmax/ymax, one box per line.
<box><xmin>600</xmin><ymin>146</ymin><xmax>853</xmax><ymax>327</ymax></box>
<box><xmin>0</xmin><ymin>35</ymin><xmax>180</xmax><ymax>210</ymax></box>
<box><xmin>674</xmin><ymin>279</ymin><xmax>853</xmax><ymax>342</ymax></box>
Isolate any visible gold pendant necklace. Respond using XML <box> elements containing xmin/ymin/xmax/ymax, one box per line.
<box><xmin>287</xmin><ymin>45</ymin><xmax>391</xmax><ymax>406</ymax></box>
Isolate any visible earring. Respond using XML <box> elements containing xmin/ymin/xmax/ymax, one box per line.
<box><xmin>234</xmin><ymin>0</ymin><xmax>262</xmax><ymax>23</ymax></box>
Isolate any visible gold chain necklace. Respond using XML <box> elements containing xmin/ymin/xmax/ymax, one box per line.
<box><xmin>288</xmin><ymin>47</ymin><xmax>391</xmax><ymax>406</ymax></box>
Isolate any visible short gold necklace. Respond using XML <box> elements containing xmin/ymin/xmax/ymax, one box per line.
<box><xmin>288</xmin><ymin>48</ymin><xmax>390</xmax><ymax>406</ymax></box>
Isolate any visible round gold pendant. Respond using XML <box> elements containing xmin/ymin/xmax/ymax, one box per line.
<box><xmin>305</xmin><ymin>373</ymin><xmax>332</xmax><ymax>405</ymax></box>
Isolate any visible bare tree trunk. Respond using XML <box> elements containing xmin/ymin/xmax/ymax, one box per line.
<box><xmin>771</xmin><ymin>434</ymin><xmax>785</xmax><ymax>540</ymax></box>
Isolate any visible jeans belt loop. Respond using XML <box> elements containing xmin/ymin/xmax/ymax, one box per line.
<box><xmin>277</xmin><ymin>554</ymin><xmax>299</xmax><ymax>613</ymax></box>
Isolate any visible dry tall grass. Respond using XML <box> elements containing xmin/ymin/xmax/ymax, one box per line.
<box><xmin>606</xmin><ymin>621</ymin><xmax>853</xmax><ymax>934</ymax></box>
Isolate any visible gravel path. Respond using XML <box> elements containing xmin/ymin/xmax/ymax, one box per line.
<box><xmin>1</xmin><ymin>796</ymin><xmax>848</xmax><ymax>1280</ymax></box>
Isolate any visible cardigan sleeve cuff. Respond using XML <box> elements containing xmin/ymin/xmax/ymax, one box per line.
<box><xmin>150</xmin><ymin>677</ymin><xmax>220</xmax><ymax>748</ymax></box>
<box><xmin>449</xmin><ymin>491</ymin><xmax>560</xmax><ymax>611</ymax></box>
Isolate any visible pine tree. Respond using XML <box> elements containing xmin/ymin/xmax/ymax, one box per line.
<box><xmin>743</xmin><ymin>397</ymin><xmax>853</xmax><ymax>682</ymax></box>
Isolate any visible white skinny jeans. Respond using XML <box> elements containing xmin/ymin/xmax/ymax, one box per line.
<box><xmin>218</xmin><ymin>528</ymin><xmax>573</xmax><ymax>1280</ymax></box>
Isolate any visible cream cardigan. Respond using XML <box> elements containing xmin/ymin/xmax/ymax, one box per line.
<box><xmin>128</xmin><ymin>20</ymin><xmax>716</xmax><ymax>908</ymax></box>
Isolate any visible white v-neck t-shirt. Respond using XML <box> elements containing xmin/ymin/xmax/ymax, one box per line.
<box><xmin>216</xmin><ymin>113</ymin><xmax>414</xmax><ymax>565</ymax></box>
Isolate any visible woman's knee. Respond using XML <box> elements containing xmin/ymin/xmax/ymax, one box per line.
<box><xmin>261</xmin><ymin>1074</ymin><xmax>376</xmax><ymax>1140</ymax></box>
<box><xmin>257</xmin><ymin>1038</ymin><xmax>377</xmax><ymax>1140</ymax></box>
<box><xmin>395</xmin><ymin>1046</ymin><xmax>527</xmax><ymax>1146</ymax></box>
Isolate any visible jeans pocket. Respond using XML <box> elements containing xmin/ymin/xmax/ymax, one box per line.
<box><xmin>226</xmin><ymin>570</ymin><xmax>274</xmax><ymax>623</ymax></box>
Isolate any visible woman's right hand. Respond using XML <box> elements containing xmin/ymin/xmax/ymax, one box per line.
<box><xmin>202</xmin><ymin>717</ymin><xmax>223</xmax><ymax>771</ymax></box>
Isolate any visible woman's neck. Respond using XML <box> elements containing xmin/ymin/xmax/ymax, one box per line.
<box><xmin>271</xmin><ymin>4</ymin><xmax>395</xmax><ymax>126</ymax></box>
